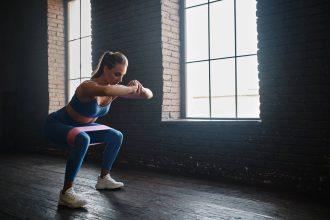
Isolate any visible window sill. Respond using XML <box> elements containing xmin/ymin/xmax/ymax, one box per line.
<box><xmin>161</xmin><ymin>118</ymin><xmax>262</xmax><ymax>125</ymax></box>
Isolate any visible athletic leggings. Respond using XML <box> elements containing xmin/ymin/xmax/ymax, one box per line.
<box><xmin>43</xmin><ymin>107</ymin><xmax>123</xmax><ymax>182</ymax></box>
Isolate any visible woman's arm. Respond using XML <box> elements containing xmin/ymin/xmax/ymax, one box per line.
<box><xmin>118</xmin><ymin>80</ymin><xmax>153</xmax><ymax>99</ymax></box>
<box><xmin>119</xmin><ymin>87</ymin><xmax>153</xmax><ymax>99</ymax></box>
<box><xmin>141</xmin><ymin>87</ymin><xmax>153</xmax><ymax>99</ymax></box>
<box><xmin>79</xmin><ymin>81</ymin><xmax>138</xmax><ymax>98</ymax></box>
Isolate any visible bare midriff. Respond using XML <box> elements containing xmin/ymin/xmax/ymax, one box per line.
<box><xmin>65</xmin><ymin>104</ymin><xmax>97</xmax><ymax>124</ymax></box>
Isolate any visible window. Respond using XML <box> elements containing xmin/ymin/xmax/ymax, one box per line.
<box><xmin>67</xmin><ymin>0</ymin><xmax>92</xmax><ymax>100</ymax></box>
<box><xmin>184</xmin><ymin>0</ymin><xmax>259</xmax><ymax>119</ymax></box>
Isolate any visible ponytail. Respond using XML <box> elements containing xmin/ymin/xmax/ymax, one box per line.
<box><xmin>91</xmin><ymin>51</ymin><xmax>128</xmax><ymax>79</ymax></box>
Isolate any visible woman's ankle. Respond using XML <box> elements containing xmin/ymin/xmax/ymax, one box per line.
<box><xmin>100</xmin><ymin>169</ymin><xmax>110</xmax><ymax>178</ymax></box>
<box><xmin>62</xmin><ymin>182</ymin><xmax>73</xmax><ymax>194</ymax></box>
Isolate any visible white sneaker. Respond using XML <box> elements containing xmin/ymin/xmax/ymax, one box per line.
<box><xmin>58</xmin><ymin>187</ymin><xmax>88</xmax><ymax>208</ymax></box>
<box><xmin>95</xmin><ymin>173</ymin><xmax>124</xmax><ymax>189</ymax></box>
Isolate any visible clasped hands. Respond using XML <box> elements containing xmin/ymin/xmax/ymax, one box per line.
<box><xmin>127</xmin><ymin>80</ymin><xmax>145</xmax><ymax>95</ymax></box>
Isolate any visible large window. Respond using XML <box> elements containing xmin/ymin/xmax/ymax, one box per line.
<box><xmin>185</xmin><ymin>0</ymin><xmax>259</xmax><ymax>119</ymax></box>
<box><xmin>67</xmin><ymin>0</ymin><xmax>92</xmax><ymax>100</ymax></box>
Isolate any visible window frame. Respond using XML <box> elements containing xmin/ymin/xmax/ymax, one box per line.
<box><xmin>182</xmin><ymin>0</ymin><xmax>259</xmax><ymax>120</ymax></box>
<box><xmin>66</xmin><ymin>0</ymin><xmax>92</xmax><ymax>102</ymax></box>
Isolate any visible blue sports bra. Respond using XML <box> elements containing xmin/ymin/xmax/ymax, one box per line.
<box><xmin>69</xmin><ymin>93</ymin><xmax>111</xmax><ymax>118</ymax></box>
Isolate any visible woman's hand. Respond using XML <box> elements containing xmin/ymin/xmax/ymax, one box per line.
<box><xmin>124</xmin><ymin>80</ymin><xmax>153</xmax><ymax>99</ymax></box>
<box><xmin>128</xmin><ymin>80</ymin><xmax>143</xmax><ymax>94</ymax></box>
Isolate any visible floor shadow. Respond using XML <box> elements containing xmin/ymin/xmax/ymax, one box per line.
<box><xmin>96</xmin><ymin>189</ymin><xmax>146</xmax><ymax>219</ymax></box>
<box><xmin>55</xmin><ymin>204</ymin><xmax>89</xmax><ymax>219</ymax></box>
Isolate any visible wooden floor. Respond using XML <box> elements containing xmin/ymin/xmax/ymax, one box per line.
<box><xmin>0</xmin><ymin>153</ymin><xmax>329</xmax><ymax>220</ymax></box>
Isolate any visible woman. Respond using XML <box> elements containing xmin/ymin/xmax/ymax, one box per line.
<box><xmin>44</xmin><ymin>51</ymin><xmax>153</xmax><ymax>208</ymax></box>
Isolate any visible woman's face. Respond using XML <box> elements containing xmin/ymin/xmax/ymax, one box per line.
<box><xmin>103</xmin><ymin>63</ymin><xmax>127</xmax><ymax>85</ymax></box>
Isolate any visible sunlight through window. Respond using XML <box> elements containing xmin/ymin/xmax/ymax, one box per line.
<box><xmin>68</xmin><ymin>0</ymin><xmax>92</xmax><ymax>100</ymax></box>
<box><xmin>185</xmin><ymin>0</ymin><xmax>259</xmax><ymax>119</ymax></box>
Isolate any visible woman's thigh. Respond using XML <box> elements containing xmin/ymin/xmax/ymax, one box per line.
<box><xmin>44</xmin><ymin>115</ymin><xmax>120</xmax><ymax>148</ymax></box>
<box><xmin>44</xmin><ymin>121</ymin><xmax>74</xmax><ymax>149</ymax></box>
<box><xmin>87</xmin><ymin>126</ymin><xmax>122</xmax><ymax>144</ymax></box>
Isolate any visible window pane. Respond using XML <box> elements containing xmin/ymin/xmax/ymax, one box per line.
<box><xmin>186</xmin><ymin>5</ymin><xmax>208</xmax><ymax>62</ymax></box>
<box><xmin>236</xmin><ymin>0</ymin><xmax>258</xmax><ymax>55</ymax></box>
<box><xmin>81</xmin><ymin>0</ymin><xmax>91</xmax><ymax>37</ymax></box>
<box><xmin>237</xmin><ymin>55</ymin><xmax>259</xmax><ymax>117</ymax></box>
<box><xmin>69</xmin><ymin>40</ymin><xmax>80</xmax><ymax>79</ymax></box>
<box><xmin>210</xmin><ymin>58</ymin><xmax>236</xmax><ymax>118</ymax></box>
<box><xmin>69</xmin><ymin>79</ymin><xmax>80</xmax><ymax>100</ymax></box>
<box><xmin>185</xmin><ymin>0</ymin><xmax>208</xmax><ymax>8</ymax></box>
<box><xmin>81</xmin><ymin>77</ymin><xmax>90</xmax><ymax>82</ymax></box>
<box><xmin>81</xmin><ymin>37</ymin><xmax>92</xmax><ymax>78</ymax></box>
<box><xmin>186</xmin><ymin>61</ymin><xmax>209</xmax><ymax>117</ymax></box>
<box><xmin>210</xmin><ymin>0</ymin><xmax>235</xmax><ymax>59</ymax></box>
<box><xmin>68</xmin><ymin>0</ymin><xmax>80</xmax><ymax>40</ymax></box>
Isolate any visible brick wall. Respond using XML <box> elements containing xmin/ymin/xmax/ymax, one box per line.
<box><xmin>0</xmin><ymin>0</ymin><xmax>49</xmax><ymax>151</ymax></box>
<box><xmin>0</xmin><ymin>0</ymin><xmax>64</xmax><ymax>151</ymax></box>
<box><xmin>47</xmin><ymin>0</ymin><xmax>66</xmax><ymax>113</ymax></box>
<box><xmin>257</xmin><ymin>0</ymin><xmax>330</xmax><ymax>195</ymax></box>
<box><xmin>91</xmin><ymin>0</ymin><xmax>330</xmax><ymax>197</ymax></box>
<box><xmin>161</xmin><ymin>0</ymin><xmax>181</xmax><ymax>120</ymax></box>
<box><xmin>91</xmin><ymin>0</ymin><xmax>162</xmax><ymax>122</ymax></box>
<box><xmin>0</xmin><ymin>2</ymin><xmax>20</xmax><ymax>149</ymax></box>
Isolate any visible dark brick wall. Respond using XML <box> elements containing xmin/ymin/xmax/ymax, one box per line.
<box><xmin>91</xmin><ymin>0</ymin><xmax>163</xmax><ymax>122</ymax></box>
<box><xmin>0</xmin><ymin>2</ymin><xmax>20</xmax><ymax>149</ymax></box>
<box><xmin>92</xmin><ymin>0</ymin><xmax>330</xmax><ymax>197</ymax></box>
<box><xmin>0</xmin><ymin>0</ymin><xmax>65</xmax><ymax>151</ymax></box>
<box><xmin>0</xmin><ymin>0</ymin><xmax>49</xmax><ymax>151</ymax></box>
<box><xmin>257</xmin><ymin>0</ymin><xmax>330</xmax><ymax>195</ymax></box>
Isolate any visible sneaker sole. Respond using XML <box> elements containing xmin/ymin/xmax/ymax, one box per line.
<box><xmin>58</xmin><ymin>200</ymin><xmax>87</xmax><ymax>209</ymax></box>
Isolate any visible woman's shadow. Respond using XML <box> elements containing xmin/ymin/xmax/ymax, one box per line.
<box><xmin>55</xmin><ymin>204</ymin><xmax>88</xmax><ymax>219</ymax></box>
<box><xmin>97</xmin><ymin>188</ymin><xmax>144</xmax><ymax>219</ymax></box>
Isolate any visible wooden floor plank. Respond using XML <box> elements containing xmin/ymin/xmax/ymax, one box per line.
<box><xmin>0</xmin><ymin>160</ymin><xmax>272</xmax><ymax>219</ymax></box>
<box><xmin>0</xmin><ymin>153</ymin><xmax>329</xmax><ymax>220</ymax></box>
<box><xmin>0</xmin><ymin>163</ymin><xmax>206</xmax><ymax>219</ymax></box>
<box><xmin>0</xmin><ymin>161</ymin><xmax>320</xmax><ymax>219</ymax></box>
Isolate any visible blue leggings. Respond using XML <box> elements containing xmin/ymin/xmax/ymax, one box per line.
<box><xmin>44</xmin><ymin>107</ymin><xmax>123</xmax><ymax>182</ymax></box>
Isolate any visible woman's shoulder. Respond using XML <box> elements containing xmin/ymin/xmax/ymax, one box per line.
<box><xmin>75</xmin><ymin>80</ymin><xmax>98</xmax><ymax>102</ymax></box>
<box><xmin>80</xmin><ymin>79</ymin><xmax>97</xmax><ymax>86</ymax></box>
<box><xmin>78</xmin><ymin>79</ymin><xmax>101</xmax><ymax>92</ymax></box>
<box><xmin>75</xmin><ymin>79</ymin><xmax>116</xmax><ymax>103</ymax></box>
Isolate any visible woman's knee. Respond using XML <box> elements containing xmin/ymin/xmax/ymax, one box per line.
<box><xmin>74</xmin><ymin>132</ymin><xmax>91</xmax><ymax>148</ymax></box>
<box><xmin>107</xmin><ymin>129</ymin><xmax>123</xmax><ymax>144</ymax></box>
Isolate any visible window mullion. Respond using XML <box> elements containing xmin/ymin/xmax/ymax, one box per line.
<box><xmin>234</xmin><ymin>0</ymin><xmax>238</xmax><ymax>118</ymax></box>
<box><xmin>208</xmin><ymin>0</ymin><xmax>212</xmax><ymax>118</ymax></box>
<box><xmin>79</xmin><ymin>0</ymin><xmax>82</xmax><ymax>83</ymax></box>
